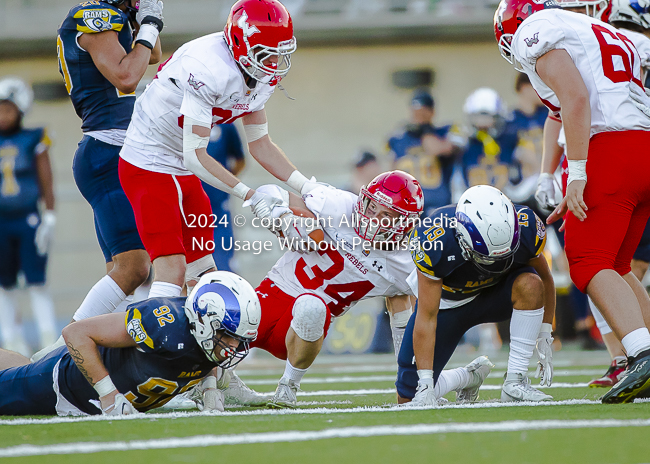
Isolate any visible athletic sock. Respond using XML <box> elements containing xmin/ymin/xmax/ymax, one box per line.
<box><xmin>73</xmin><ymin>276</ymin><xmax>126</xmax><ymax>321</ymax></box>
<box><xmin>282</xmin><ymin>360</ymin><xmax>308</xmax><ymax>385</ymax></box>
<box><xmin>588</xmin><ymin>297</ymin><xmax>612</xmax><ymax>335</ymax></box>
<box><xmin>621</xmin><ymin>328</ymin><xmax>650</xmax><ymax>358</ymax></box>
<box><xmin>434</xmin><ymin>367</ymin><xmax>472</xmax><ymax>397</ymax></box>
<box><xmin>507</xmin><ymin>307</ymin><xmax>544</xmax><ymax>375</ymax></box>
<box><xmin>148</xmin><ymin>281</ymin><xmax>182</xmax><ymax>298</ymax></box>
<box><xmin>0</xmin><ymin>287</ymin><xmax>21</xmax><ymax>347</ymax></box>
<box><xmin>28</xmin><ymin>285</ymin><xmax>58</xmax><ymax>347</ymax></box>
<box><xmin>389</xmin><ymin>310</ymin><xmax>412</xmax><ymax>359</ymax></box>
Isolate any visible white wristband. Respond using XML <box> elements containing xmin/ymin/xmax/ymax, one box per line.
<box><xmin>232</xmin><ymin>182</ymin><xmax>251</xmax><ymax>201</ymax></box>
<box><xmin>286</xmin><ymin>170</ymin><xmax>309</xmax><ymax>193</ymax></box>
<box><xmin>244</xmin><ymin>123</ymin><xmax>269</xmax><ymax>143</ymax></box>
<box><xmin>94</xmin><ymin>375</ymin><xmax>117</xmax><ymax>397</ymax></box>
<box><xmin>540</xmin><ymin>323</ymin><xmax>553</xmax><ymax>335</ymax></box>
<box><xmin>135</xmin><ymin>23</ymin><xmax>159</xmax><ymax>50</ymax></box>
<box><xmin>417</xmin><ymin>369</ymin><xmax>434</xmax><ymax>381</ymax></box>
<box><xmin>567</xmin><ymin>159</ymin><xmax>587</xmax><ymax>185</ymax></box>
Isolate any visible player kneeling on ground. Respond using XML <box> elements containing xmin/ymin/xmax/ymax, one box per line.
<box><xmin>226</xmin><ymin>171</ymin><xmax>494</xmax><ymax>408</ymax></box>
<box><xmin>0</xmin><ymin>271</ymin><xmax>259</xmax><ymax>416</ymax></box>
<box><xmin>397</xmin><ymin>185</ymin><xmax>555</xmax><ymax>406</ymax></box>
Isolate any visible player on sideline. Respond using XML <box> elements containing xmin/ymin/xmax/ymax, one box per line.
<box><xmin>496</xmin><ymin>0</ymin><xmax>650</xmax><ymax>403</ymax></box>
<box><xmin>119</xmin><ymin>0</ymin><xmax>320</xmax><ymax>302</ymax></box>
<box><xmin>0</xmin><ymin>77</ymin><xmax>58</xmax><ymax>354</ymax></box>
<box><xmin>36</xmin><ymin>0</ymin><xmax>164</xmax><ymax>359</ymax></box>
<box><xmin>222</xmin><ymin>172</ymin><xmax>494</xmax><ymax>408</ymax></box>
<box><xmin>0</xmin><ymin>271</ymin><xmax>260</xmax><ymax>416</ymax></box>
<box><xmin>397</xmin><ymin>185</ymin><xmax>555</xmax><ymax>405</ymax></box>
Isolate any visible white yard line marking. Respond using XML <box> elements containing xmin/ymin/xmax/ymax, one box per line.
<box><xmin>0</xmin><ymin>399</ymin><xmax>607</xmax><ymax>427</ymax></box>
<box><xmin>2</xmin><ymin>418</ymin><xmax>649</xmax><ymax>457</ymax></box>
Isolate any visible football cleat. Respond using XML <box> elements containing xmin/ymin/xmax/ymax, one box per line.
<box><xmin>588</xmin><ymin>359</ymin><xmax>627</xmax><ymax>388</ymax></box>
<box><xmin>456</xmin><ymin>355</ymin><xmax>495</xmax><ymax>404</ymax></box>
<box><xmin>267</xmin><ymin>378</ymin><xmax>299</xmax><ymax>409</ymax></box>
<box><xmin>224</xmin><ymin>371</ymin><xmax>273</xmax><ymax>406</ymax></box>
<box><xmin>501</xmin><ymin>372</ymin><xmax>553</xmax><ymax>402</ymax></box>
<box><xmin>602</xmin><ymin>349</ymin><xmax>650</xmax><ymax>404</ymax></box>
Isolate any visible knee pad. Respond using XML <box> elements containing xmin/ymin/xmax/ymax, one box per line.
<box><xmin>185</xmin><ymin>255</ymin><xmax>216</xmax><ymax>291</ymax></box>
<box><xmin>290</xmin><ymin>294</ymin><xmax>328</xmax><ymax>342</ymax></box>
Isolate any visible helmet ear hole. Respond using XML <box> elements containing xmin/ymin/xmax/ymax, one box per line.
<box><xmin>234</xmin><ymin>35</ymin><xmax>240</xmax><ymax>47</ymax></box>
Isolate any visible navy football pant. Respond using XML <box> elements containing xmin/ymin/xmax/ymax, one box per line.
<box><xmin>396</xmin><ymin>266</ymin><xmax>536</xmax><ymax>400</ymax></box>
<box><xmin>0</xmin><ymin>213</ymin><xmax>47</xmax><ymax>288</ymax></box>
<box><xmin>73</xmin><ymin>135</ymin><xmax>144</xmax><ymax>263</ymax></box>
<box><xmin>0</xmin><ymin>348</ymin><xmax>61</xmax><ymax>415</ymax></box>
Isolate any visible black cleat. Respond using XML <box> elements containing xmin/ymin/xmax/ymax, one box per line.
<box><xmin>601</xmin><ymin>349</ymin><xmax>650</xmax><ymax>404</ymax></box>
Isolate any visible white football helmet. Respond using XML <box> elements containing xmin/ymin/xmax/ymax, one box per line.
<box><xmin>0</xmin><ymin>77</ymin><xmax>33</xmax><ymax>114</ymax></box>
<box><xmin>455</xmin><ymin>185</ymin><xmax>520</xmax><ymax>274</ymax></box>
<box><xmin>463</xmin><ymin>88</ymin><xmax>506</xmax><ymax>131</ymax></box>
<box><xmin>185</xmin><ymin>271</ymin><xmax>261</xmax><ymax>368</ymax></box>
<box><xmin>609</xmin><ymin>0</ymin><xmax>650</xmax><ymax>28</ymax></box>
<box><xmin>555</xmin><ymin>0</ymin><xmax>610</xmax><ymax>17</ymax></box>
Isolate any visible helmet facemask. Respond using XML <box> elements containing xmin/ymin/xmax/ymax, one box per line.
<box><xmin>193</xmin><ymin>311</ymin><xmax>252</xmax><ymax>369</ymax></box>
<box><xmin>354</xmin><ymin>192</ymin><xmax>417</xmax><ymax>244</ymax></box>
<box><xmin>457</xmin><ymin>232</ymin><xmax>519</xmax><ymax>275</ymax></box>
<box><xmin>238</xmin><ymin>38</ymin><xmax>296</xmax><ymax>85</ymax></box>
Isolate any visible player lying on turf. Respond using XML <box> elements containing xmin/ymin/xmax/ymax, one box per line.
<box><xmin>397</xmin><ymin>185</ymin><xmax>556</xmax><ymax>406</ymax></box>
<box><xmin>224</xmin><ymin>171</ymin><xmax>494</xmax><ymax>408</ymax></box>
<box><xmin>0</xmin><ymin>271</ymin><xmax>259</xmax><ymax>416</ymax></box>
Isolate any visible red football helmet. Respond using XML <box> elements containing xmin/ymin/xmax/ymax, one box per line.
<box><xmin>555</xmin><ymin>0</ymin><xmax>610</xmax><ymax>18</ymax></box>
<box><xmin>494</xmin><ymin>0</ymin><xmax>560</xmax><ymax>65</ymax></box>
<box><xmin>354</xmin><ymin>171</ymin><xmax>424</xmax><ymax>243</ymax></box>
<box><xmin>224</xmin><ymin>0</ymin><xmax>297</xmax><ymax>85</ymax></box>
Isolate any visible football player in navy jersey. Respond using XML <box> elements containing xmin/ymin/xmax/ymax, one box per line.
<box><xmin>388</xmin><ymin>89</ymin><xmax>462</xmax><ymax>216</ymax></box>
<box><xmin>0</xmin><ymin>271</ymin><xmax>260</xmax><ymax>416</ymax></box>
<box><xmin>460</xmin><ymin>88</ymin><xmax>521</xmax><ymax>192</ymax></box>
<box><xmin>44</xmin><ymin>0</ymin><xmax>163</xmax><ymax>349</ymax></box>
<box><xmin>0</xmin><ymin>78</ymin><xmax>58</xmax><ymax>355</ymax></box>
<box><xmin>397</xmin><ymin>185</ymin><xmax>556</xmax><ymax>405</ymax></box>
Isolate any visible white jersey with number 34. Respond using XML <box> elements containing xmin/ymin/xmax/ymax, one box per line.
<box><xmin>266</xmin><ymin>186</ymin><xmax>415</xmax><ymax>317</ymax></box>
<box><xmin>512</xmin><ymin>9</ymin><xmax>650</xmax><ymax>136</ymax></box>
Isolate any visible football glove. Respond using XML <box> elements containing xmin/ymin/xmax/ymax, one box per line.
<box><xmin>103</xmin><ymin>393</ymin><xmax>139</xmax><ymax>416</ymax></box>
<box><xmin>136</xmin><ymin>0</ymin><xmax>164</xmax><ymax>30</ymax></box>
<box><xmin>243</xmin><ymin>185</ymin><xmax>289</xmax><ymax>228</ymax></box>
<box><xmin>34</xmin><ymin>210</ymin><xmax>56</xmax><ymax>256</ymax></box>
<box><xmin>406</xmin><ymin>378</ymin><xmax>437</xmax><ymax>407</ymax></box>
<box><xmin>535</xmin><ymin>324</ymin><xmax>554</xmax><ymax>387</ymax></box>
<box><xmin>535</xmin><ymin>173</ymin><xmax>559</xmax><ymax>211</ymax></box>
<box><xmin>629</xmin><ymin>84</ymin><xmax>650</xmax><ymax>118</ymax></box>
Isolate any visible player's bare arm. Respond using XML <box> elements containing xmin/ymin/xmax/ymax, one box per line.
<box><xmin>243</xmin><ymin>109</ymin><xmax>298</xmax><ymax>184</ymax></box>
<box><xmin>541</xmin><ymin>115</ymin><xmax>563</xmax><ymax>176</ymax></box>
<box><xmin>527</xmin><ymin>254</ymin><xmax>556</xmax><ymax>325</ymax></box>
<box><xmin>35</xmin><ymin>148</ymin><xmax>55</xmax><ymax>211</ymax></box>
<box><xmin>79</xmin><ymin>32</ymin><xmax>156</xmax><ymax>94</ymax></box>
<box><xmin>412</xmin><ymin>271</ymin><xmax>442</xmax><ymax>372</ymax></box>
<box><xmin>537</xmin><ymin>49</ymin><xmax>590</xmax><ymax>224</ymax></box>
<box><xmin>61</xmin><ymin>313</ymin><xmax>137</xmax><ymax>411</ymax></box>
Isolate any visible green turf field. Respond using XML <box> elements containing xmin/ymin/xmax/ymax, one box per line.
<box><xmin>2</xmin><ymin>347</ymin><xmax>649</xmax><ymax>463</ymax></box>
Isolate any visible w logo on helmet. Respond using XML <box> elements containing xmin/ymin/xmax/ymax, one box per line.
<box><xmin>237</xmin><ymin>11</ymin><xmax>260</xmax><ymax>38</ymax></box>
<box><xmin>525</xmin><ymin>32</ymin><xmax>539</xmax><ymax>47</ymax></box>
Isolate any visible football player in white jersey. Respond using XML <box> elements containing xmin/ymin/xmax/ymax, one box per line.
<box><xmin>119</xmin><ymin>0</ymin><xmax>318</xmax><ymax>301</ymax></box>
<box><xmin>496</xmin><ymin>0</ymin><xmax>650</xmax><ymax>403</ymax></box>
<box><xmin>228</xmin><ymin>172</ymin><xmax>494</xmax><ymax>408</ymax></box>
<box><xmin>534</xmin><ymin>0</ymin><xmax>650</xmax><ymax>389</ymax></box>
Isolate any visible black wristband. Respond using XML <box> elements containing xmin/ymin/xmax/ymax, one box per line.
<box><xmin>141</xmin><ymin>16</ymin><xmax>164</xmax><ymax>32</ymax></box>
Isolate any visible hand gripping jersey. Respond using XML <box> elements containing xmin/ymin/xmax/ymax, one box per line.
<box><xmin>121</xmin><ymin>32</ymin><xmax>275</xmax><ymax>175</ymax></box>
<box><xmin>57</xmin><ymin>1</ymin><xmax>135</xmax><ymax>135</ymax></box>
<box><xmin>511</xmin><ymin>9</ymin><xmax>650</xmax><ymax>135</ymax></box>
<box><xmin>56</xmin><ymin>297</ymin><xmax>216</xmax><ymax>415</ymax></box>
<box><xmin>265</xmin><ymin>186</ymin><xmax>415</xmax><ymax>317</ymax></box>
<box><xmin>0</xmin><ymin>128</ymin><xmax>51</xmax><ymax>216</ymax></box>
<box><xmin>410</xmin><ymin>205</ymin><xmax>546</xmax><ymax>305</ymax></box>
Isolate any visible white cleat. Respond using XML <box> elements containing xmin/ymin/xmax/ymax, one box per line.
<box><xmin>267</xmin><ymin>378</ymin><xmax>299</xmax><ymax>409</ymax></box>
<box><xmin>456</xmin><ymin>355</ymin><xmax>495</xmax><ymax>404</ymax></box>
<box><xmin>501</xmin><ymin>372</ymin><xmax>553</xmax><ymax>402</ymax></box>
<box><xmin>224</xmin><ymin>371</ymin><xmax>273</xmax><ymax>406</ymax></box>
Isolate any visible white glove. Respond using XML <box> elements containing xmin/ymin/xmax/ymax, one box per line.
<box><xmin>405</xmin><ymin>377</ymin><xmax>437</xmax><ymax>407</ymax></box>
<box><xmin>136</xmin><ymin>0</ymin><xmax>164</xmax><ymax>28</ymax></box>
<box><xmin>535</xmin><ymin>323</ymin><xmax>554</xmax><ymax>387</ymax></box>
<box><xmin>103</xmin><ymin>393</ymin><xmax>139</xmax><ymax>416</ymax></box>
<box><xmin>243</xmin><ymin>186</ymin><xmax>289</xmax><ymax>225</ymax></box>
<box><xmin>629</xmin><ymin>84</ymin><xmax>650</xmax><ymax>118</ymax></box>
<box><xmin>535</xmin><ymin>173</ymin><xmax>558</xmax><ymax>211</ymax></box>
<box><xmin>34</xmin><ymin>210</ymin><xmax>56</xmax><ymax>256</ymax></box>
<box><xmin>194</xmin><ymin>375</ymin><xmax>225</xmax><ymax>412</ymax></box>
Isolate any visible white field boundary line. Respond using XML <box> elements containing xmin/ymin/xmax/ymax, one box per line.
<box><xmin>244</xmin><ymin>372</ymin><xmax>604</xmax><ymax>386</ymax></box>
<box><xmin>2</xmin><ymin>418</ymin><xmax>650</xmax><ymax>457</ymax></box>
<box><xmin>0</xmin><ymin>399</ymin><xmax>610</xmax><ymax>427</ymax></box>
